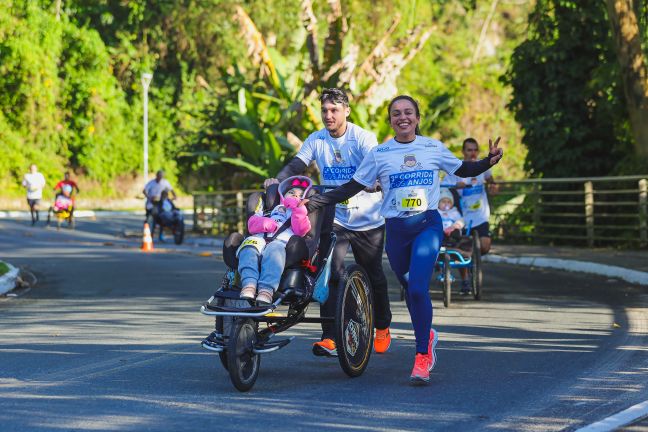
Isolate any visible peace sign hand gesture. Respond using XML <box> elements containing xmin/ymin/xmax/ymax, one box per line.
<box><xmin>488</xmin><ymin>136</ymin><xmax>503</xmax><ymax>166</ymax></box>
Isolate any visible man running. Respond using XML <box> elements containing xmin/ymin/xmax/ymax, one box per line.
<box><xmin>264</xmin><ymin>88</ymin><xmax>393</xmax><ymax>356</ymax></box>
<box><xmin>446</xmin><ymin>137</ymin><xmax>497</xmax><ymax>293</ymax></box>
<box><xmin>22</xmin><ymin>164</ymin><xmax>46</xmax><ymax>226</ymax></box>
<box><xmin>54</xmin><ymin>172</ymin><xmax>80</xmax><ymax>196</ymax></box>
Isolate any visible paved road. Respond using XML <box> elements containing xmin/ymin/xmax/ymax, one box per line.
<box><xmin>0</xmin><ymin>218</ymin><xmax>647</xmax><ymax>432</ymax></box>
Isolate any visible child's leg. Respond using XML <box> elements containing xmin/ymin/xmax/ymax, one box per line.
<box><xmin>258</xmin><ymin>240</ymin><xmax>287</xmax><ymax>293</ymax></box>
<box><xmin>238</xmin><ymin>246</ymin><xmax>261</xmax><ymax>289</ymax></box>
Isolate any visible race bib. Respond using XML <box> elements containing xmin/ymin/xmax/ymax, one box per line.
<box><xmin>236</xmin><ymin>236</ymin><xmax>266</xmax><ymax>256</ymax></box>
<box><xmin>336</xmin><ymin>195</ymin><xmax>359</xmax><ymax>209</ymax></box>
<box><xmin>395</xmin><ymin>188</ymin><xmax>427</xmax><ymax>212</ymax></box>
<box><xmin>467</xmin><ymin>199</ymin><xmax>482</xmax><ymax>211</ymax></box>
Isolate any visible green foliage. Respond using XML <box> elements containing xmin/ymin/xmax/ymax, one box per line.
<box><xmin>1</xmin><ymin>0</ymin><xmax>562</xmax><ymax>200</ymax></box>
<box><xmin>505</xmin><ymin>0</ymin><xmax>635</xmax><ymax>178</ymax></box>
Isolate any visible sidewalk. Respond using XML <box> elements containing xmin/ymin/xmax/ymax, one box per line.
<box><xmin>486</xmin><ymin>244</ymin><xmax>648</xmax><ymax>285</ymax></box>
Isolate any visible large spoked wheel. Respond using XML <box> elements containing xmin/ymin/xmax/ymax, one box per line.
<box><xmin>226</xmin><ymin>318</ymin><xmax>260</xmax><ymax>392</ymax></box>
<box><xmin>173</xmin><ymin>219</ymin><xmax>185</xmax><ymax>245</ymax></box>
<box><xmin>335</xmin><ymin>264</ymin><xmax>373</xmax><ymax>378</ymax></box>
<box><xmin>471</xmin><ymin>232</ymin><xmax>483</xmax><ymax>300</ymax></box>
<box><xmin>442</xmin><ymin>253</ymin><xmax>452</xmax><ymax>308</ymax></box>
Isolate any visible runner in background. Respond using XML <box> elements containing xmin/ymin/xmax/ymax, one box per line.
<box><xmin>22</xmin><ymin>164</ymin><xmax>46</xmax><ymax>226</ymax></box>
<box><xmin>446</xmin><ymin>137</ymin><xmax>498</xmax><ymax>258</ymax></box>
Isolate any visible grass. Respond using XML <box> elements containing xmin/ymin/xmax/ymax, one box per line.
<box><xmin>0</xmin><ymin>261</ymin><xmax>9</xmax><ymax>277</ymax></box>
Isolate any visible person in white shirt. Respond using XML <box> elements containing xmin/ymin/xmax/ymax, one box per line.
<box><xmin>143</xmin><ymin>170</ymin><xmax>176</xmax><ymax>241</ymax></box>
<box><xmin>22</xmin><ymin>164</ymin><xmax>46</xmax><ymax>226</ymax></box>
<box><xmin>263</xmin><ymin>88</ymin><xmax>392</xmax><ymax>357</ymax></box>
<box><xmin>446</xmin><ymin>137</ymin><xmax>498</xmax><ymax>255</ymax></box>
<box><xmin>307</xmin><ymin>95</ymin><xmax>503</xmax><ymax>382</ymax></box>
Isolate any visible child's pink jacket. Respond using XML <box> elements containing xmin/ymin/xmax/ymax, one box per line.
<box><xmin>247</xmin><ymin>196</ymin><xmax>311</xmax><ymax>237</ymax></box>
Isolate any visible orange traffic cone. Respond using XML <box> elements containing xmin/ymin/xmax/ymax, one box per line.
<box><xmin>141</xmin><ymin>223</ymin><xmax>154</xmax><ymax>252</ymax></box>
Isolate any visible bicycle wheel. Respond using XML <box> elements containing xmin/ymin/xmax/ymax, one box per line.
<box><xmin>471</xmin><ymin>232</ymin><xmax>482</xmax><ymax>300</ymax></box>
<box><xmin>335</xmin><ymin>264</ymin><xmax>373</xmax><ymax>378</ymax></box>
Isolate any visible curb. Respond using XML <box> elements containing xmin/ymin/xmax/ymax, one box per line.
<box><xmin>484</xmin><ymin>254</ymin><xmax>648</xmax><ymax>286</ymax></box>
<box><xmin>0</xmin><ymin>261</ymin><xmax>19</xmax><ymax>295</ymax></box>
<box><xmin>0</xmin><ymin>209</ymin><xmax>194</xmax><ymax>219</ymax></box>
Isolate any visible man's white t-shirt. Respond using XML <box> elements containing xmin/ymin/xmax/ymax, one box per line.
<box><xmin>352</xmin><ymin>136</ymin><xmax>462</xmax><ymax>219</ymax></box>
<box><xmin>445</xmin><ymin>170</ymin><xmax>492</xmax><ymax>228</ymax></box>
<box><xmin>22</xmin><ymin>173</ymin><xmax>46</xmax><ymax>200</ymax></box>
<box><xmin>296</xmin><ymin>122</ymin><xmax>383</xmax><ymax>231</ymax></box>
<box><xmin>144</xmin><ymin>179</ymin><xmax>173</xmax><ymax>209</ymax></box>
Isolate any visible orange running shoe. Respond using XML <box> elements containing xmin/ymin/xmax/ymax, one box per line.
<box><xmin>312</xmin><ymin>338</ymin><xmax>337</xmax><ymax>357</ymax></box>
<box><xmin>410</xmin><ymin>353</ymin><xmax>431</xmax><ymax>382</ymax></box>
<box><xmin>374</xmin><ymin>328</ymin><xmax>391</xmax><ymax>353</ymax></box>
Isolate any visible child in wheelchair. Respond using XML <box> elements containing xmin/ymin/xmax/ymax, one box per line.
<box><xmin>47</xmin><ymin>184</ymin><xmax>74</xmax><ymax>225</ymax></box>
<box><xmin>236</xmin><ymin>176</ymin><xmax>313</xmax><ymax>305</ymax></box>
<box><xmin>438</xmin><ymin>189</ymin><xmax>473</xmax><ymax>294</ymax></box>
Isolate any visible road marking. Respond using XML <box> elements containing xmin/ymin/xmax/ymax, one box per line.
<box><xmin>484</xmin><ymin>255</ymin><xmax>648</xmax><ymax>286</ymax></box>
<box><xmin>574</xmin><ymin>399</ymin><xmax>648</xmax><ymax>431</ymax></box>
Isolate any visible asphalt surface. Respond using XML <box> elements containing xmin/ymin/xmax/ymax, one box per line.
<box><xmin>0</xmin><ymin>217</ymin><xmax>647</xmax><ymax>432</ymax></box>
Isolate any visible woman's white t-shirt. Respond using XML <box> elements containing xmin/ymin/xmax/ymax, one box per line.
<box><xmin>352</xmin><ymin>136</ymin><xmax>462</xmax><ymax>219</ymax></box>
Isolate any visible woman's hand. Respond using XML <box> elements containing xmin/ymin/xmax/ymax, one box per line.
<box><xmin>488</xmin><ymin>136</ymin><xmax>503</xmax><ymax>165</ymax></box>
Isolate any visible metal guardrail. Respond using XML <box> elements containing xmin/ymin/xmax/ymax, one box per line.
<box><xmin>490</xmin><ymin>175</ymin><xmax>648</xmax><ymax>248</ymax></box>
<box><xmin>192</xmin><ymin>175</ymin><xmax>648</xmax><ymax>248</ymax></box>
<box><xmin>192</xmin><ymin>189</ymin><xmax>258</xmax><ymax>235</ymax></box>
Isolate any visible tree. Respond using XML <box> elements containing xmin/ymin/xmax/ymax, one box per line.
<box><xmin>505</xmin><ymin>0</ymin><xmax>635</xmax><ymax>177</ymax></box>
<box><xmin>606</xmin><ymin>0</ymin><xmax>648</xmax><ymax>157</ymax></box>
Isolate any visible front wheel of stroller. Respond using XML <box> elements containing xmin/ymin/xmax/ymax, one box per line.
<box><xmin>227</xmin><ymin>318</ymin><xmax>260</xmax><ymax>392</ymax></box>
<box><xmin>471</xmin><ymin>232</ymin><xmax>483</xmax><ymax>300</ymax></box>
<box><xmin>442</xmin><ymin>253</ymin><xmax>452</xmax><ymax>308</ymax></box>
<box><xmin>335</xmin><ymin>264</ymin><xmax>373</xmax><ymax>378</ymax></box>
<box><xmin>173</xmin><ymin>219</ymin><xmax>185</xmax><ymax>245</ymax></box>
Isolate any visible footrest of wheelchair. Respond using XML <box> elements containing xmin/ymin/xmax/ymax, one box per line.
<box><xmin>212</xmin><ymin>290</ymin><xmax>245</xmax><ymax>300</ymax></box>
<box><xmin>201</xmin><ymin>303</ymin><xmax>276</xmax><ymax>317</ymax></box>
<box><xmin>253</xmin><ymin>337</ymin><xmax>294</xmax><ymax>354</ymax></box>
<box><xmin>201</xmin><ymin>340</ymin><xmax>225</xmax><ymax>352</ymax></box>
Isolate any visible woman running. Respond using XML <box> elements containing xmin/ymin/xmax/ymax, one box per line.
<box><xmin>307</xmin><ymin>95</ymin><xmax>503</xmax><ymax>382</ymax></box>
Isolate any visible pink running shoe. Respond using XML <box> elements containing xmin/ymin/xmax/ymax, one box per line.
<box><xmin>410</xmin><ymin>353</ymin><xmax>431</xmax><ymax>382</ymax></box>
<box><xmin>428</xmin><ymin>328</ymin><xmax>439</xmax><ymax>371</ymax></box>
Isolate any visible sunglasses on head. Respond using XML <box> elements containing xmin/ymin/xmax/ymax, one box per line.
<box><xmin>291</xmin><ymin>179</ymin><xmax>310</xmax><ymax>188</ymax></box>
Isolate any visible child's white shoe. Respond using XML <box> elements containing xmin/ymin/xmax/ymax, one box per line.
<box><xmin>256</xmin><ymin>289</ymin><xmax>273</xmax><ymax>305</ymax></box>
<box><xmin>240</xmin><ymin>286</ymin><xmax>256</xmax><ymax>300</ymax></box>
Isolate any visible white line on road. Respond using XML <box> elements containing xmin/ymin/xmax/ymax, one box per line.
<box><xmin>574</xmin><ymin>399</ymin><xmax>648</xmax><ymax>432</ymax></box>
<box><xmin>484</xmin><ymin>254</ymin><xmax>648</xmax><ymax>286</ymax></box>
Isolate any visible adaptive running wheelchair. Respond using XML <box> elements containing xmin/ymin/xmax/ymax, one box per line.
<box><xmin>47</xmin><ymin>185</ymin><xmax>75</xmax><ymax>230</ymax></box>
<box><xmin>436</xmin><ymin>186</ymin><xmax>483</xmax><ymax>307</ymax></box>
<box><xmin>199</xmin><ymin>183</ymin><xmax>374</xmax><ymax>392</ymax></box>
<box><xmin>436</xmin><ymin>225</ymin><xmax>483</xmax><ymax>308</ymax></box>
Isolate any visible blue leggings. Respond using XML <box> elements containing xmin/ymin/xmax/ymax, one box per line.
<box><xmin>385</xmin><ymin>210</ymin><xmax>443</xmax><ymax>353</ymax></box>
